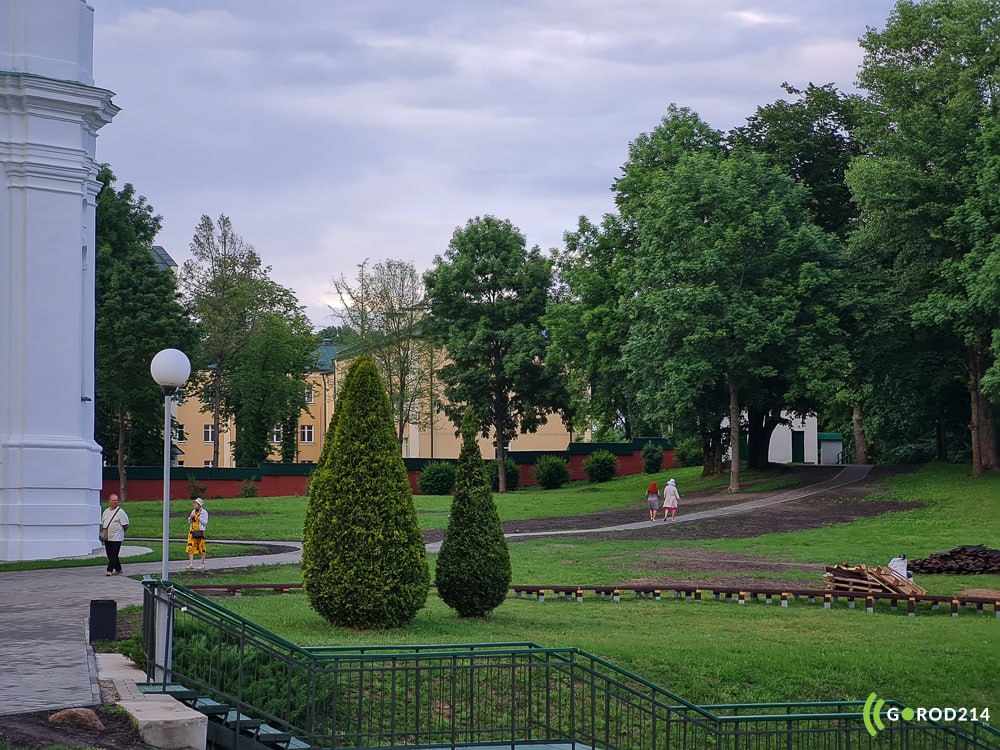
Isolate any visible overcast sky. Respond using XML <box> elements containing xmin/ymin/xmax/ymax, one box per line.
<box><xmin>89</xmin><ymin>1</ymin><xmax>897</xmax><ymax>327</ymax></box>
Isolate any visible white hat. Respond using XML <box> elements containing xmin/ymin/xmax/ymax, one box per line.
<box><xmin>668</xmin><ymin>479</ymin><xmax>676</xmax><ymax>486</ymax></box>
<box><xmin>193</xmin><ymin>497</ymin><xmax>204</xmax><ymax>507</ymax></box>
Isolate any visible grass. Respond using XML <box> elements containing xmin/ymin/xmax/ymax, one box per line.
<box><xmin>167</xmin><ymin>462</ymin><xmax>998</xmax><ymax>713</ymax></box>
<box><xmin>211</xmin><ymin>588</ymin><xmax>997</xmax><ymax>710</ymax></box>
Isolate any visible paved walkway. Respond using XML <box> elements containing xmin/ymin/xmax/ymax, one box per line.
<box><xmin>0</xmin><ymin>465</ymin><xmax>870</xmax><ymax>716</ymax></box>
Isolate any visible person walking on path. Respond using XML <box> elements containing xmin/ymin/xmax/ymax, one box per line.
<box><xmin>100</xmin><ymin>494</ymin><xmax>129</xmax><ymax>576</ymax></box>
<box><xmin>662</xmin><ymin>478</ymin><xmax>680</xmax><ymax>521</ymax></box>
<box><xmin>186</xmin><ymin>497</ymin><xmax>209</xmax><ymax>569</ymax></box>
<box><xmin>645</xmin><ymin>481</ymin><xmax>661</xmax><ymax>522</ymax></box>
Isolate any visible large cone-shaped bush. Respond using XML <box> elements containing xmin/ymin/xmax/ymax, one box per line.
<box><xmin>436</xmin><ymin>407</ymin><xmax>511</xmax><ymax>617</ymax></box>
<box><xmin>301</xmin><ymin>356</ymin><xmax>429</xmax><ymax>628</ymax></box>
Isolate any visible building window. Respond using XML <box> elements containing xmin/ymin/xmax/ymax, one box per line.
<box><xmin>203</xmin><ymin>424</ymin><xmax>214</xmax><ymax>443</ymax></box>
<box><xmin>304</xmin><ymin>386</ymin><xmax>314</xmax><ymax>404</ymax></box>
<box><xmin>300</xmin><ymin>424</ymin><xmax>314</xmax><ymax>444</ymax></box>
<box><xmin>176</xmin><ymin>424</ymin><xmax>187</xmax><ymax>443</ymax></box>
<box><xmin>271</xmin><ymin>426</ymin><xmax>283</xmax><ymax>444</ymax></box>
<box><xmin>203</xmin><ymin>460</ymin><xmax>214</xmax><ymax>467</ymax></box>
<box><xmin>177</xmin><ymin>460</ymin><xmax>185</xmax><ymax>466</ymax></box>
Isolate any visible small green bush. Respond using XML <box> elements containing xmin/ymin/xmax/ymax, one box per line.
<box><xmin>186</xmin><ymin>475</ymin><xmax>206</xmax><ymax>501</ymax></box>
<box><xmin>237</xmin><ymin>480</ymin><xmax>259</xmax><ymax>498</ymax></box>
<box><xmin>673</xmin><ymin>437</ymin><xmax>703</xmax><ymax>468</ymax></box>
<box><xmin>487</xmin><ymin>457</ymin><xmax>520</xmax><ymax>492</ymax></box>
<box><xmin>418</xmin><ymin>462</ymin><xmax>456</xmax><ymax>495</ymax></box>
<box><xmin>534</xmin><ymin>455</ymin><xmax>570</xmax><ymax>489</ymax></box>
<box><xmin>583</xmin><ymin>450</ymin><xmax>618</xmax><ymax>482</ymax></box>
<box><xmin>641</xmin><ymin>442</ymin><xmax>664</xmax><ymax>474</ymax></box>
<box><xmin>436</xmin><ymin>407</ymin><xmax>511</xmax><ymax>617</ymax></box>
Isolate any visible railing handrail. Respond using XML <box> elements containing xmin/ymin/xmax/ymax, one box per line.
<box><xmin>145</xmin><ymin>580</ymin><xmax>998</xmax><ymax>749</ymax></box>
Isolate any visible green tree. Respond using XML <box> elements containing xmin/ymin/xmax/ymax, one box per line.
<box><xmin>622</xmin><ymin>146</ymin><xmax>843</xmax><ymax>491</ymax></box>
<box><xmin>332</xmin><ymin>259</ymin><xmax>432</xmax><ymax>446</ymax></box>
<box><xmin>179</xmin><ymin>214</ymin><xmax>309</xmax><ymax>466</ymax></box>
<box><xmin>848</xmin><ymin>0</ymin><xmax>999</xmax><ymax>474</ymax></box>
<box><xmin>424</xmin><ymin>216</ymin><xmax>569</xmax><ymax>491</ymax></box>
<box><xmin>546</xmin><ymin>215</ymin><xmax>646</xmax><ymax>438</ymax></box>
<box><xmin>228</xmin><ymin>311</ymin><xmax>317</xmax><ymax>466</ymax></box>
<box><xmin>436</xmin><ymin>407</ymin><xmax>511</xmax><ymax>617</ymax></box>
<box><xmin>95</xmin><ymin>167</ymin><xmax>196</xmax><ymax>497</ymax></box>
<box><xmin>301</xmin><ymin>356</ymin><xmax>429</xmax><ymax>628</ymax></box>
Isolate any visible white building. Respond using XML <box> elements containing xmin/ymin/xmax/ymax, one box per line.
<box><xmin>0</xmin><ymin>0</ymin><xmax>118</xmax><ymax>560</ymax></box>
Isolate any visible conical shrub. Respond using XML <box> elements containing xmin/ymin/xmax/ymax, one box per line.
<box><xmin>436</xmin><ymin>407</ymin><xmax>512</xmax><ymax>617</ymax></box>
<box><xmin>301</xmin><ymin>356</ymin><xmax>429</xmax><ymax>628</ymax></box>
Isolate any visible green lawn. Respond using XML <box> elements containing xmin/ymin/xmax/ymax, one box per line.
<box><xmin>160</xmin><ymin>463</ymin><xmax>999</xmax><ymax>712</ymax></box>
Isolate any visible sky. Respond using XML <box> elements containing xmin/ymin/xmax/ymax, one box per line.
<box><xmin>89</xmin><ymin>0</ymin><xmax>898</xmax><ymax>328</ymax></box>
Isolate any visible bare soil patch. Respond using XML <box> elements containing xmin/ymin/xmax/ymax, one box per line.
<box><xmin>0</xmin><ymin>706</ymin><xmax>151</xmax><ymax>750</ymax></box>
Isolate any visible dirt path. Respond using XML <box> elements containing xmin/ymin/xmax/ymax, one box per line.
<box><xmin>428</xmin><ymin>465</ymin><xmax>922</xmax><ymax>591</ymax></box>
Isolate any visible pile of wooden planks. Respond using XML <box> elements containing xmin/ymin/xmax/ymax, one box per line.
<box><xmin>824</xmin><ymin>564</ymin><xmax>927</xmax><ymax>596</ymax></box>
<box><xmin>910</xmin><ymin>545</ymin><xmax>1000</xmax><ymax>575</ymax></box>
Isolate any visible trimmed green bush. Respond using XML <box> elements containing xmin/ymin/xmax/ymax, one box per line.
<box><xmin>436</xmin><ymin>408</ymin><xmax>512</xmax><ymax>617</ymax></box>
<box><xmin>418</xmin><ymin>462</ymin><xmax>456</xmax><ymax>495</ymax></box>
<box><xmin>641</xmin><ymin>442</ymin><xmax>664</xmax><ymax>474</ymax></box>
<box><xmin>237</xmin><ymin>480</ymin><xmax>259</xmax><ymax>498</ymax></box>
<box><xmin>486</xmin><ymin>457</ymin><xmax>520</xmax><ymax>492</ymax></box>
<box><xmin>534</xmin><ymin>455</ymin><xmax>570</xmax><ymax>489</ymax></box>
<box><xmin>583</xmin><ymin>449</ymin><xmax>618</xmax><ymax>482</ymax></box>
<box><xmin>673</xmin><ymin>437</ymin><xmax>703</xmax><ymax>468</ymax></box>
<box><xmin>301</xmin><ymin>356</ymin><xmax>429</xmax><ymax>628</ymax></box>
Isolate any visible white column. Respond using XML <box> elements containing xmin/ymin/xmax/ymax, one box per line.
<box><xmin>0</xmin><ymin>0</ymin><xmax>118</xmax><ymax>560</ymax></box>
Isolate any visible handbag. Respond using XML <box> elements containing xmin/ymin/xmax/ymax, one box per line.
<box><xmin>100</xmin><ymin>508</ymin><xmax>119</xmax><ymax>542</ymax></box>
<box><xmin>191</xmin><ymin>529</ymin><xmax>205</xmax><ymax>539</ymax></box>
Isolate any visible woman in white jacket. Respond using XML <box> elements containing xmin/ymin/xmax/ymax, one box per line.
<box><xmin>662</xmin><ymin>479</ymin><xmax>680</xmax><ymax>521</ymax></box>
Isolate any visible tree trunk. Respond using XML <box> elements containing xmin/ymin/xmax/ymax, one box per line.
<box><xmin>212</xmin><ymin>368</ymin><xmax>222</xmax><ymax>467</ymax></box>
<box><xmin>935</xmin><ymin>416</ymin><xmax>947</xmax><ymax>463</ymax></box>
<box><xmin>117</xmin><ymin>405</ymin><xmax>128</xmax><ymax>501</ymax></box>
<box><xmin>728</xmin><ymin>379</ymin><xmax>741</xmax><ymax>493</ymax></box>
<box><xmin>969</xmin><ymin>350</ymin><xmax>983</xmax><ymax>477</ymax></box>
<box><xmin>495</xmin><ymin>415</ymin><xmax>506</xmax><ymax>493</ymax></box>
<box><xmin>979</xmin><ymin>395</ymin><xmax>997</xmax><ymax>471</ymax></box>
<box><xmin>852</xmin><ymin>404</ymin><xmax>869</xmax><ymax>465</ymax></box>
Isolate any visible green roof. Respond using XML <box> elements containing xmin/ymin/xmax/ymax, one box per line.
<box><xmin>817</xmin><ymin>432</ymin><xmax>842</xmax><ymax>441</ymax></box>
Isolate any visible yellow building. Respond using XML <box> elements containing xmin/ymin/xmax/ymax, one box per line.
<box><xmin>173</xmin><ymin>340</ymin><xmax>572</xmax><ymax>468</ymax></box>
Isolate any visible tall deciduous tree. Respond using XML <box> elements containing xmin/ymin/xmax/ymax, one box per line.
<box><xmin>731</xmin><ymin>84</ymin><xmax>872</xmax><ymax>465</ymax></box>
<box><xmin>301</xmin><ymin>356</ymin><xmax>429</xmax><ymax>628</ymax></box>
<box><xmin>424</xmin><ymin>216</ymin><xmax>569</xmax><ymax>492</ymax></box>
<box><xmin>179</xmin><ymin>214</ymin><xmax>311</xmax><ymax>466</ymax></box>
<box><xmin>332</xmin><ymin>259</ymin><xmax>431</xmax><ymax>447</ymax></box>
<box><xmin>848</xmin><ymin>0</ymin><xmax>999</xmax><ymax>474</ymax></box>
<box><xmin>546</xmin><ymin>215</ymin><xmax>646</xmax><ymax>438</ymax></box>
<box><xmin>95</xmin><ymin>167</ymin><xmax>196</xmax><ymax>497</ymax></box>
<box><xmin>227</xmin><ymin>310</ymin><xmax>317</xmax><ymax>466</ymax></box>
<box><xmin>623</xmin><ymin>145</ymin><xmax>843</xmax><ymax>492</ymax></box>
<box><xmin>436</xmin><ymin>407</ymin><xmax>511</xmax><ymax>617</ymax></box>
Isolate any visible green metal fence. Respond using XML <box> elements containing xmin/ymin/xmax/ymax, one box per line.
<box><xmin>141</xmin><ymin>581</ymin><xmax>998</xmax><ymax>750</ymax></box>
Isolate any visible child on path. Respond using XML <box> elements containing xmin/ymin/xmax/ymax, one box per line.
<box><xmin>645</xmin><ymin>482</ymin><xmax>660</xmax><ymax>522</ymax></box>
<box><xmin>662</xmin><ymin>478</ymin><xmax>680</xmax><ymax>521</ymax></box>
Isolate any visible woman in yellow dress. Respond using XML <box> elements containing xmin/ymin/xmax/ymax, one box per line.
<box><xmin>186</xmin><ymin>497</ymin><xmax>209</xmax><ymax>569</ymax></box>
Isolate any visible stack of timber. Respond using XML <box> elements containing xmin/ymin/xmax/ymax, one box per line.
<box><xmin>824</xmin><ymin>564</ymin><xmax>927</xmax><ymax>596</ymax></box>
<box><xmin>910</xmin><ymin>545</ymin><xmax>1000</xmax><ymax>575</ymax></box>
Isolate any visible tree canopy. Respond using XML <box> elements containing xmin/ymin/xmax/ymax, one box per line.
<box><xmin>424</xmin><ymin>216</ymin><xmax>569</xmax><ymax>491</ymax></box>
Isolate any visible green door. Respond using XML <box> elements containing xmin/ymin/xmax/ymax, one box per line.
<box><xmin>791</xmin><ymin>430</ymin><xmax>805</xmax><ymax>463</ymax></box>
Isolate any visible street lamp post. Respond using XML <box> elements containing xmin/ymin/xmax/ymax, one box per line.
<box><xmin>150</xmin><ymin>348</ymin><xmax>191</xmax><ymax>581</ymax></box>
<box><xmin>149</xmin><ymin>348</ymin><xmax>190</xmax><ymax>684</ymax></box>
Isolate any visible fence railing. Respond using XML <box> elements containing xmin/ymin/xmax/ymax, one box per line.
<box><xmin>142</xmin><ymin>581</ymin><xmax>999</xmax><ymax>750</ymax></box>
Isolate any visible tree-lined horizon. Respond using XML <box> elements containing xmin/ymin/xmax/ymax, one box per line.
<box><xmin>95</xmin><ymin>0</ymin><xmax>997</xmax><ymax>484</ymax></box>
